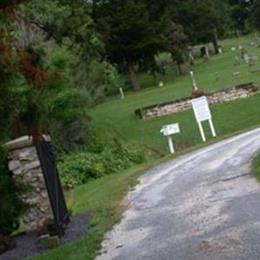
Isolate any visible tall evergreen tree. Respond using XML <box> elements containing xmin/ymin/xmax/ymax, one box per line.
<box><xmin>93</xmin><ymin>0</ymin><xmax>171</xmax><ymax>90</ymax></box>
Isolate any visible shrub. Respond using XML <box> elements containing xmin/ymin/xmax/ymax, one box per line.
<box><xmin>58</xmin><ymin>140</ymin><xmax>145</xmax><ymax>189</ymax></box>
<box><xmin>58</xmin><ymin>152</ymin><xmax>105</xmax><ymax>189</ymax></box>
<box><xmin>73</xmin><ymin>60</ymin><xmax>121</xmax><ymax>103</ymax></box>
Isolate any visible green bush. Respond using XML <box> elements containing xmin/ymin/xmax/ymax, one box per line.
<box><xmin>0</xmin><ymin>147</ymin><xmax>29</xmax><ymax>252</ymax></box>
<box><xmin>58</xmin><ymin>152</ymin><xmax>105</xmax><ymax>189</ymax></box>
<box><xmin>58</xmin><ymin>140</ymin><xmax>145</xmax><ymax>189</ymax></box>
<box><xmin>41</xmin><ymin>79</ymin><xmax>91</xmax><ymax>152</ymax></box>
<box><xmin>72</xmin><ymin>60</ymin><xmax>121</xmax><ymax>103</ymax></box>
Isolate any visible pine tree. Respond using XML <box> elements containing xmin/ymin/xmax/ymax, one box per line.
<box><xmin>93</xmin><ymin>0</ymin><xmax>171</xmax><ymax>90</ymax></box>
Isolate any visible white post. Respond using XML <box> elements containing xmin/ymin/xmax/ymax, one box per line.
<box><xmin>167</xmin><ymin>136</ymin><xmax>175</xmax><ymax>154</ymax></box>
<box><xmin>190</xmin><ymin>71</ymin><xmax>198</xmax><ymax>91</ymax></box>
<box><xmin>198</xmin><ymin>121</ymin><xmax>206</xmax><ymax>142</ymax></box>
<box><xmin>209</xmin><ymin>119</ymin><xmax>216</xmax><ymax>137</ymax></box>
<box><xmin>119</xmin><ymin>88</ymin><xmax>125</xmax><ymax>99</ymax></box>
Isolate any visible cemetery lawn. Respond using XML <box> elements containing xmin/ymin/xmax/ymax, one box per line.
<box><xmin>91</xmin><ymin>34</ymin><xmax>260</xmax><ymax>154</ymax></box>
<box><xmin>34</xmin><ymin>35</ymin><xmax>260</xmax><ymax>259</ymax></box>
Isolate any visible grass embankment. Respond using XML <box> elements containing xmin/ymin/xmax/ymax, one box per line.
<box><xmin>252</xmin><ymin>154</ymin><xmax>260</xmax><ymax>181</ymax></box>
<box><xmin>34</xmin><ymin>35</ymin><xmax>260</xmax><ymax>259</ymax></box>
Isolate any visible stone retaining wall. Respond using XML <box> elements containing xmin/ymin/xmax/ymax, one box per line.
<box><xmin>4</xmin><ymin>136</ymin><xmax>53</xmax><ymax>231</ymax></box>
<box><xmin>135</xmin><ymin>83</ymin><xmax>258</xmax><ymax>120</ymax></box>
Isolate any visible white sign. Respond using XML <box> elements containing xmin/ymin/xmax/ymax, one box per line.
<box><xmin>191</xmin><ymin>96</ymin><xmax>212</xmax><ymax>122</ymax></box>
<box><xmin>160</xmin><ymin>123</ymin><xmax>180</xmax><ymax>154</ymax></box>
<box><xmin>191</xmin><ymin>96</ymin><xmax>216</xmax><ymax>142</ymax></box>
<box><xmin>160</xmin><ymin>123</ymin><xmax>180</xmax><ymax>136</ymax></box>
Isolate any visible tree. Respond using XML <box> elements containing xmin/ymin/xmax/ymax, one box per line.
<box><xmin>229</xmin><ymin>0</ymin><xmax>253</xmax><ymax>33</ymax></box>
<box><xmin>251</xmin><ymin>0</ymin><xmax>260</xmax><ymax>30</ymax></box>
<box><xmin>93</xmin><ymin>0</ymin><xmax>171</xmax><ymax>90</ymax></box>
<box><xmin>168</xmin><ymin>23</ymin><xmax>189</xmax><ymax>75</ymax></box>
<box><xmin>172</xmin><ymin>0</ymin><xmax>229</xmax><ymax>54</ymax></box>
<box><xmin>25</xmin><ymin>0</ymin><xmax>102</xmax><ymax>63</ymax></box>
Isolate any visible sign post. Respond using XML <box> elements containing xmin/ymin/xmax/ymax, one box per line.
<box><xmin>191</xmin><ymin>96</ymin><xmax>216</xmax><ymax>142</ymax></box>
<box><xmin>160</xmin><ymin>123</ymin><xmax>180</xmax><ymax>154</ymax></box>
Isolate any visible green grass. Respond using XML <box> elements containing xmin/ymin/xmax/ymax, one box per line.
<box><xmin>34</xmin><ymin>35</ymin><xmax>260</xmax><ymax>259</ymax></box>
<box><xmin>252</xmin><ymin>153</ymin><xmax>260</xmax><ymax>181</ymax></box>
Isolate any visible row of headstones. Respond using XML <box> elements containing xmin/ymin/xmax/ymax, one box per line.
<box><xmin>233</xmin><ymin>45</ymin><xmax>258</xmax><ymax>66</ymax></box>
<box><xmin>119</xmin><ymin>36</ymin><xmax>260</xmax><ymax>99</ymax></box>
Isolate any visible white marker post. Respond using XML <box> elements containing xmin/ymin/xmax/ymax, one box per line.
<box><xmin>190</xmin><ymin>71</ymin><xmax>198</xmax><ymax>91</ymax></box>
<box><xmin>119</xmin><ymin>88</ymin><xmax>125</xmax><ymax>99</ymax></box>
<box><xmin>158</xmin><ymin>81</ymin><xmax>164</xmax><ymax>88</ymax></box>
<box><xmin>191</xmin><ymin>96</ymin><xmax>216</xmax><ymax>142</ymax></box>
<box><xmin>160</xmin><ymin>123</ymin><xmax>180</xmax><ymax>154</ymax></box>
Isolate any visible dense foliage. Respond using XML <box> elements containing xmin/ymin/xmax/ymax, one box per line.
<box><xmin>93</xmin><ymin>0</ymin><xmax>172</xmax><ymax>90</ymax></box>
<box><xmin>58</xmin><ymin>140</ymin><xmax>145</xmax><ymax>189</ymax></box>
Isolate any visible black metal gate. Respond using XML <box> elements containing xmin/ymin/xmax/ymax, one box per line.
<box><xmin>36</xmin><ymin>139</ymin><xmax>70</xmax><ymax>236</ymax></box>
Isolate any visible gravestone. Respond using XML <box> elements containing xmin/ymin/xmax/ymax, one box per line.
<box><xmin>234</xmin><ymin>56</ymin><xmax>240</xmax><ymax>65</ymax></box>
<box><xmin>189</xmin><ymin>51</ymin><xmax>195</xmax><ymax>65</ymax></box>
<box><xmin>119</xmin><ymin>88</ymin><xmax>125</xmax><ymax>99</ymax></box>
<box><xmin>190</xmin><ymin>71</ymin><xmax>198</xmax><ymax>92</ymax></box>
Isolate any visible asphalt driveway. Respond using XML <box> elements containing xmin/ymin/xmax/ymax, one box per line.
<box><xmin>97</xmin><ymin>128</ymin><xmax>260</xmax><ymax>260</ymax></box>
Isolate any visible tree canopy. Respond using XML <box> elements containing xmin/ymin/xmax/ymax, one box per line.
<box><xmin>93</xmin><ymin>0</ymin><xmax>171</xmax><ymax>90</ymax></box>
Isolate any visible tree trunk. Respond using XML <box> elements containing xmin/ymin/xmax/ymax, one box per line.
<box><xmin>176</xmin><ymin>61</ymin><xmax>186</xmax><ymax>75</ymax></box>
<box><xmin>212</xmin><ymin>28</ymin><xmax>219</xmax><ymax>54</ymax></box>
<box><xmin>127</xmin><ymin>62</ymin><xmax>141</xmax><ymax>91</ymax></box>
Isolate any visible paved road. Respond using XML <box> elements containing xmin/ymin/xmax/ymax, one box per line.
<box><xmin>97</xmin><ymin>128</ymin><xmax>260</xmax><ymax>260</ymax></box>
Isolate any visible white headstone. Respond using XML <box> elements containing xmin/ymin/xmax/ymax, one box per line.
<box><xmin>158</xmin><ymin>81</ymin><xmax>164</xmax><ymax>88</ymax></box>
<box><xmin>119</xmin><ymin>88</ymin><xmax>125</xmax><ymax>99</ymax></box>
<box><xmin>190</xmin><ymin>71</ymin><xmax>198</xmax><ymax>91</ymax></box>
<box><xmin>244</xmin><ymin>53</ymin><xmax>250</xmax><ymax>64</ymax></box>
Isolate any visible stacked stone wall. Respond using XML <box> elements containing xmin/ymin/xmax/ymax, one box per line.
<box><xmin>136</xmin><ymin>83</ymin><xmax>258</xmax><ymax>120</ymax></box>
<box><xmin>4</xmin><ymin>136</ymin><xmax>53</xmax><ymax>231</ymax></box>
